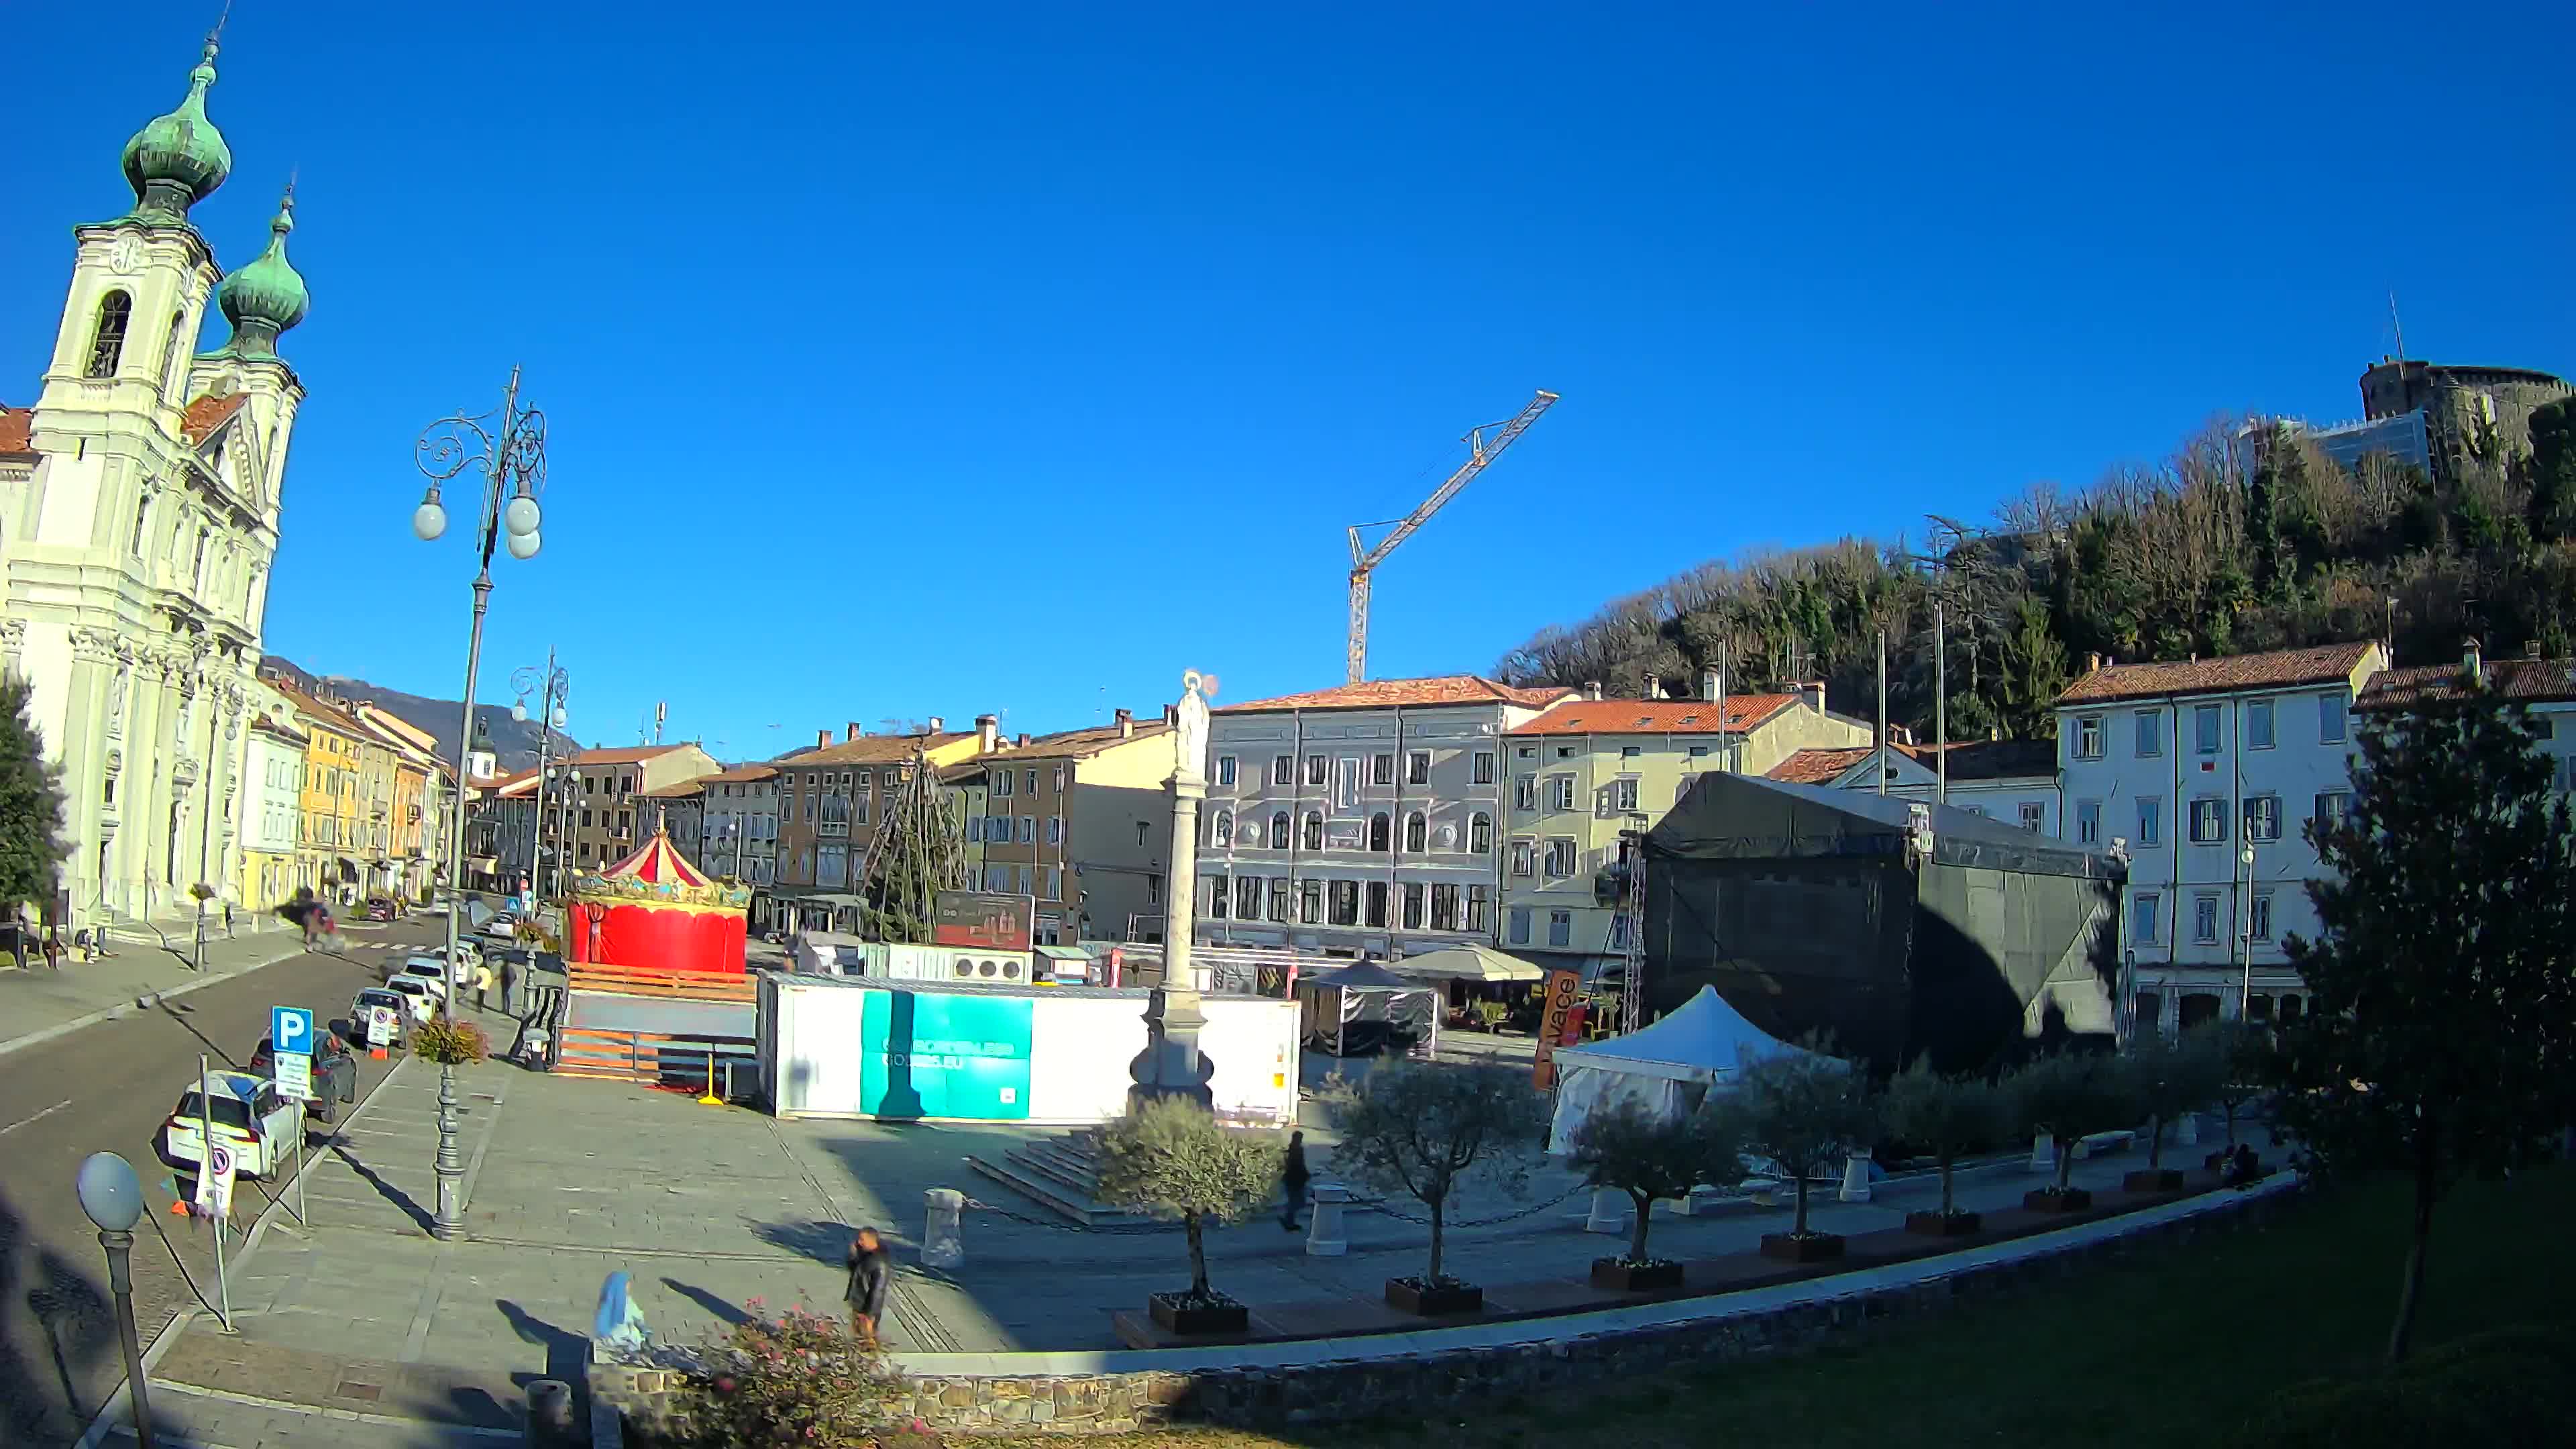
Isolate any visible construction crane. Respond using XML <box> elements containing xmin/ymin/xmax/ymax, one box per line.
<box><xmin>1344</xmin><ymin>389</ymin><xmax>1559</xmax><ymax>684</ymax></box>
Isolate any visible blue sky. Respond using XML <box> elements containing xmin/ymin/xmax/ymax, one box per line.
<box><xmin>9</xmin><ymin>2</ymin><xmax>2573</xmax><ymax>758</ymax></box>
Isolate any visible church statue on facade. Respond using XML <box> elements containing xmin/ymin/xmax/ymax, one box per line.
<box><xmin>0</xmin><ymin>30</ymin><xmax>313</xmax><ymax>934</ymax></box>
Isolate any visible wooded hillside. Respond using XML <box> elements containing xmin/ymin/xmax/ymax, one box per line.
<box><xmin>1493</xmin><ymin>402</ymin><xmax>2576</xmax><ymax>741</ymax></box>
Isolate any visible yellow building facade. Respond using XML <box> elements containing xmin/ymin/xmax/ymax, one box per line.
<box><xmin>1499</xmin><ymin>686</ymin><xmax>1872</xmax><ymax>977</ymax></box>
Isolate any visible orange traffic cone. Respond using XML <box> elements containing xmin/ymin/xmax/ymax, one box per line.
<box><xmin>170</xmin><ymin>1198</ymin><xmax>191</xmax><ymax>1216</ymax></box>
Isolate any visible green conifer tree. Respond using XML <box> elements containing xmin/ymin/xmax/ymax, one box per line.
<box><xmin>0</xmin><ymin>674</ymin><xmax>70</xmax><ymax>924</ymax></box>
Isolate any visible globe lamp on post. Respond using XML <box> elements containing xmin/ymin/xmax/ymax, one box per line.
<box><xmin>77</xmin><ymin>1152</ymin><xmax>158</xmax><ymax>1449</ymax></box>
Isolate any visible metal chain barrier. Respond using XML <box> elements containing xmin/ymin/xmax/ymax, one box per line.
<box><xmin>960</xmin><ymin>1180</ymin><xmax>1589</xmax><ymax>1236</ymax></box>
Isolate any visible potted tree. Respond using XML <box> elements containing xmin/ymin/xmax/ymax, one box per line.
<box><xmin>2125</xmin><ymin>1026</ymin><xmax>2222</xmax><ymax>1192</ymax></box>
<box><xmin>1567</xmin><ymin>1097</ymin><xmax>1750</xmax><ymax>1291</ymax></box>
<box><xmin>1094</xmin><ymin>1097</ymin><xmax>1285</xmax><ymax>1337</ymax></box>
<box><xmin>1733</xmin><ymin>1051</ymin><xmax>1875</xmax><ymax>1263</ymax></box>
<box><xmin>2009</xmin><ymin>1051</ymin><xmax>2141</xmax><ymax>1212</ymax></box>
<box><xmin>1877</xmin><ymin>1060</ymin><xmax>2002</xmax><ymax>1236</ymax></box>
<box><xmin>1327</xmin><ymin>1062</ymin><xmax>1548</xmax><ymax>1316</ymax></box>
<box><xmin>2196</xmin><ymin>1022</ymin><xmax>2270</xmax><ymax>1171</ymax></box>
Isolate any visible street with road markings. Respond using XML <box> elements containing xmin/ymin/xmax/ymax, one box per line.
<box><xmin>0</xmin><ymin>918</ymin><xmax>446</xmax><ymax>1447</ymax></box>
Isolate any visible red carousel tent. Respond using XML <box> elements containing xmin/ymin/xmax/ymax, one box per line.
<box><xmin>564</xmin><ymin>824</ymin><xmax>752</xmax><ymax>975</ymax></box>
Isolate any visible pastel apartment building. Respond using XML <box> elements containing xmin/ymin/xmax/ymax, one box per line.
<box><xmin>771</xmin><ymin>721</ymin><xmax>989</xmax><ymax>933</ymax></box>
<box><xmin>959</xmin><ymin>707</ymin><xmax>1178</xmax><ymax>947</ymax></box>
<box><xmin>1768</xmin><ymin>737</ymin><xmax>2061</xmax><ymax>835</ymax></box>
<box><xmin>1502</xmin><ymin>671</ymin><xmax>1872</xmax><ymax>976</ymax></box>
<box><xmin>1193</xmin><ymin>676</ymin><xmax>1572</xmax><ymax>959</ymax></box>
<box><xmin>2054</xmin><ymin>641</ymin><xmax>2389</xmax><ymax>1036</ymax></box>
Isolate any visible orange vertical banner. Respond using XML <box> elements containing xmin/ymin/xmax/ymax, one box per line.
<box><xmin>1531</xmin><ymin>968</ymin><xmax>1584</xmax><ymax>1090</ymax></box>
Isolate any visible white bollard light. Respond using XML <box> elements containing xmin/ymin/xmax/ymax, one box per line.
<box><xmin>921</xmin><ymin>1188</ymin><xmax>965</xmax><ymax>1269</ymax></box>
<box><xmin>1839</xmin><ymin>1152</ymin><xmax>1873</xmax><ymax>1203</ymax></box>
<box><xmin>2029</xmin><ymin>1132</ymin><xmax>2054</xmax><ymax>1173</ymax></box>
<box><xmin>1305</xmin><ymin>1183</ymin><xmax>1351</xmax><ymax>1256</ymax></box>
<box><xmin>1585</xmin><ymin>1186</ymin><xmax>1628</xmax><ymax>1235</ymax></box>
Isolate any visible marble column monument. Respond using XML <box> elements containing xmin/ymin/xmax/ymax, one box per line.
<box><xmin>1128</xmin><ymin>669</ymin><xmax>1216</xmax><ymax>1111</ymax></box>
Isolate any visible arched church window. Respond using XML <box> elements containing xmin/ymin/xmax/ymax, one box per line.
<box><xmin>1368</xmin><ymin>812</ymin><xmax>1391</xmax><ymax>853</ymax></box>
<box><xmin>160</xmin><ymin>311</ymin><xmax>187</xmax><ymax>398</ymax></box>
<box><xmin>1403</xmin><ymin>811</ymin><xmax>1427</xmax><ymax>853</ymax></box>
<box><xmin>1269</xmin><ymin>810</ymin><xmax>1289</xmax><ymax>848</ymax></box>
<box><xmin>1301</xmin><ymin>810</ymin><xmax>1324</xmax><ymax>851</ymax></box>
<box><xmin>86</xmin><ymin>291</ymin><xmax>132</xmax><ymax>378</ymax></box>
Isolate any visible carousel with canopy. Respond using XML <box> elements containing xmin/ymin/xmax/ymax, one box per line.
<box><xmin>564</xmin><ymin>822</ymin><xmax>752</xmax><ymax>975</ymax></box>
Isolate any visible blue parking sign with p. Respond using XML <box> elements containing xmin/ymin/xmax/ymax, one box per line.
<box><xmin>272</xmin><ymin>1006</ymin><xmax>314</xmax><ymax>1057</ymax></box>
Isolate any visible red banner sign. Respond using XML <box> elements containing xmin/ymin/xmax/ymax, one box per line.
<box><xmin>932</xmin><ymin>891</ymin><xmax>1036</xmax><ymax>951</ymax></box>
<box><xmin>1531</xmin><ymin>968</ymin><xmax>1585</xmax><ymax>1090</ymax></box>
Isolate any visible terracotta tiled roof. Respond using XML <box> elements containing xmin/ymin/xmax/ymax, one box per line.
<box><xmin>938</xmin><ymin>759</ymin><xmax>989</xmax><ymax>784</ymax></box>
<box><xmin>0</xmin><ymin>405</ymin><xmax>33</xmax><ymax>456</ymax></box>
<box><xmin>1218</xmin><ymin>676</ymin><xmax>1576</xmax><ymax>712</ymax></box>
<box><xmin>1000</xmin><ymin>720</ymin><xmax>1176</xmax><ymax>762</ymax></box>
<box><xmin>1507</xmin><ymin>695</ymin><xmax>1797</xmax><ymax>737</ymax></box>
<box><xmin>782</xmin><ymin>733</ymin><xmax>969</xmax><ymax>767</ymax></box>
<box><xmin>267</xmin><ymin>680</ymin><xmax>368</xmax><ymax>738</ymax></box>
<box><xmin>568</xmin><ymin>744</ymin><xmax>690</xmax><ymax>766</ymax></box>
<box><xmin>642</xmin><ymin>780</ymin><xmax>706</xmax><ymax>799</ymax></box>
<box><xmin>2359</xmin><ymin>656</ymin><xmax>2576</xmax><ymax>710</ymax></box>
<box><xmin>180</xmin><ymin>393</ymin><xmax>249</xmax><ymax>446</ymax></box>
<box><xmin>1767</xmin><ymin>746</ymin><xmax>1908</xmax><ymax>786</ymax></box>
<box><xmin>2055</xmin><ymin>642</ymin><xmax>2379</xmax><ymax>706</ymax></box>
<box><xmin>701</xmin><ymin>763</ymin><xmax>780</xmax><ymax>783</ymax></box>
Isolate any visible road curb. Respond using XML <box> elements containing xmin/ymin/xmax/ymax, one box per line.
<box><xmin>73</xmin><ymin>1055</ymin><xmax>416</xmax><ymax>1449</ymax></box>
<box><xmin>0</xmin><ymin>944</ymin><xmax>309</xmax><ymax>1062</ymax></box>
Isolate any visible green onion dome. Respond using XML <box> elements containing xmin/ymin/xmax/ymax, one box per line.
<box><xmin>121</xmin><ymin>40</ymin><xmax>231</xmax><ymax>223</ymax></box>
<box><xmin>211</xmin><ymin>189</ymin><xmax>309</xmax><ymax>360</ymax></box>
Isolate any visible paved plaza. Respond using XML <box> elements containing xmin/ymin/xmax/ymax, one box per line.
<box><xmin>109</xmin><ymin>1023</ymin><xmax>2262</xmax><ymax>1446</ymax></box>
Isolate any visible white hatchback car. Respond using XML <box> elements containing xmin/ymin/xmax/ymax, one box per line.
<box><xmin>381</xmin><ymin>972</ymin><xmax>442</xmax><ymax>1023</ymax></box>
<box><xmin>161</xmin><ymin>1070</ymin><xmax>302</xmax><ymax>1179</ymax></box>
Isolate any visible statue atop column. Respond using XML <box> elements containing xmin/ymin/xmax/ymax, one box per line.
<box><xmin>1130</xmin><ymin>669</ymin><xmax>1218</xmax><ymax>1111</ymax></box>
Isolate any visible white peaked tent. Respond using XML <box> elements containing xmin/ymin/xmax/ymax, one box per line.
<box><xmin>1547</xmin><ymin>985</ymin><xmax>1830</xmax><ymax>1153</ymax></box>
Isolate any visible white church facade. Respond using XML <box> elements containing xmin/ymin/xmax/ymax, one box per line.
<box><xmin>0</xmin><ymin>34</ymin><xmax>312</xmax><ymax>930</ymax></box>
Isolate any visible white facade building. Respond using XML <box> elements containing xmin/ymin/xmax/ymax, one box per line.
<box><xmin>1771</xmin><ymin>738</ymin><xmax>2062</xmax><ymax>835</ymax></box>
<box><xmin>1195</xmin><ymin>676</ymin><xmax>1572</xmax><ymax>958</ymax></box>
<box><xmin>0</xmin><ymin>38</ymin><xmax>309</xmax><ymax>930</ymax></box>
<box><xmin>698</xmin><ymin>764</ymin><xmax>780</xmax><ymax>889</ymax></box>
<box><xmin>233</xmin><ymin>682</ymin><xmax>305</xmax><ymax>908</ymax></box>
<box><xmin>2053</xmin><ymin>641</ymin><xmax>2389</xmax><ymax>1036</ymax></box>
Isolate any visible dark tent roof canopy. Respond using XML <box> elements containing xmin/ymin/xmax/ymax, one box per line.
<box><xmin>1651</xmin><ymin>773</ymin><xmax>2123</xmax><ymax>881</ymax></box>
<box><xmin>1301</xmin><ymin>959</ymin><xmax>1422</xmax><ymax>991</ymax></box>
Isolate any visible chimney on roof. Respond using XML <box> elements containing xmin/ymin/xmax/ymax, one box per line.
<box><xmin>1643</xmin><ymin>673</ymin><xmax>1661</xmax><ymax>700</ymax></box>
<box><xmin>1163</xmin><ymin>704</ymin><xmax>1179</xmax><ymax>726</ymax></box>
<box><xmin>846</xmin><ymin>722</ymin><xmax>862</xmax><ymax>743</ymax></box>
<box><xmin>1702</xmin><ymin>668</ymin><xmax>1721</xmax><ymax>702</ymax></box>
<box><xmin>2464</xmin><ymin>637</ymin><xmax>2484</xmax><ymax>688</ymax></box>
<box><xmin>1583</xmin><ymin>681</ymin><xmax>1603</xmax><ymax>701</ymax></box>
<box><xmin>926</xmin><ymin>716</ymin><xmax>944</xmax><ymax>734</ymax></box>
<box><xmin>816</xmin><ymin>729</ymin><xmax>831</xmax><ymax>749</ymax></box>
<box><xmin>1115</xmin><ymin>707</ymin><xmax>1134</xmax><ymax>739</ymax></box>
<box><xmin>1800</xmin><ymin>682</ymin><xmax>1826</xmax><ymax>715</ymax></box>
<box><xmin>2086</xmin><ymin>652</ymin><xmax>2102</xmax><ymax>674</ymax></box>
<box><xmin>1016</xmin><ymin>732</ymin><xmax>1031</xmax><ymax>747</ymax></box>
<box><xmin>2528</xmin><ymin>640</ymin><xmax>2544</xmax><ymax>659</ymax></box>
<box><xmin>976</xmin><ymin>713</ymin><xmax>999</xmax><ymax>753</ymax></box>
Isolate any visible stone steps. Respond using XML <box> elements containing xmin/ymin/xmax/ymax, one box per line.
<box><xmin>965</xmin><ymin>1132</ymin><xmax>1162</xmax><ymax>1229</ymax></box>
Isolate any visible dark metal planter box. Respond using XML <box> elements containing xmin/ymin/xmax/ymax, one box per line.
<box><xmin>1590</xmin><ymin>1258</ymin><xmax>1685</xmax><ymax>1292</ymax></box>
<box><xmin>1147</xmin><ymin>1293</ymin><xmax>1248</xmax><ymax>1336</ymax></box>
<box><xmin>1759</xmin><ymin>1232</ymin><xmax>1846</xmax><ymax>1263</ymax></box>
<box><xmin>2024</xmin><ymin>1187</ymin><xmax>2093</xmax><ymax>1212</ymax></box>
<box><xmin>1384</xmin><ymin>1279</ymin><xmax>1484</xmax><ymax>1316</ymax></box>
<box><xmin>2124</xmin><ymin>1169</ymin><xmax>2186</xmax><ymax>1193</ymax></box>
<box><xmin>1904</xmin><ymin>1210</ymin><xmax>1983</xmax><ymax>1236</ymax></box>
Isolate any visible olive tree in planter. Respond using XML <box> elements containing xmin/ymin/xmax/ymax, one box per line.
<box><xmin>1876</xmin><ymin>1061</ymin><xmax>2003</xmax><ymax>1236</ymax></box>
<box><xmin>2198</xmin><ymin>1022</ymin><xmax>2271</xmax><ymax>1168</ymax></box>
<box><xmin>1326</xmin><ymin>1061</ymin><xmax>1548</xmax><ymax>1316</ymax></box>
<box><xmin>1566</xmin><ymin>1097</ymin><xmax>1751</xmax><ymax>1291</ymax></box>
<box><xmin>2126</xmin><ymin>1026</ymin><xmax>2225</xmax><ymax>1192</ymax></box>
<box><xmin>1733</xmin><ymin>1051</ymin><xmax>1875</xmax><ymax>1263</ymax></box>
<box><xmin>2008</xmin><ymin>1051</ymin><xmax>2141</xmax><ymax>1212</ymax></box>
<box><xmin>1094</xmin><ymin>1097</ymin><xmax>1285</xmax><ymax>1337</ymax></box>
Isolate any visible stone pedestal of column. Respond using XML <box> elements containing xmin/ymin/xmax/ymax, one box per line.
<box><xmin>1839</xmin><ymin>1152</ymin><xmax>1873</xmax><ymax>1202</ymax></box>
<box><xmin>1305</xmin><ymin>1183</ymin><xmax>1350</xmax><ymax>1256</ymax></box>
<box><xmin>2029</xmin><ymin>1132</ymin><xmax>2055</xmax><ymax>1173</ymax></box>
<box><xmin>1585</xmin><ymin>1187</ymin><xmax>1627</xmax><ymax>1235</ymax></box>
<box><xmin>921</xmin><ymin>1188</ymin><xmax>965</xmax><ymax>1269</ymax></box>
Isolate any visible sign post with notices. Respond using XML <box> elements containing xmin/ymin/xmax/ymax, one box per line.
<box><xmin>366</xmin><ymin>1003</ymin><xmax>398</xmax><ymax>1051</ymax></box>
<box><xmin>270</xmin><ymin>1005</ymin><xmax>316</xmax><ymax>1226</ymax></box>
<box><xmin>1531</xmin><ymin>968</ymin><xmax>1585</xmax><ymax>1091</ymax></box>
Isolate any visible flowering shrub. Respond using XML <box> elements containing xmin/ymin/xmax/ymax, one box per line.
<box><xmin>410</xmin><ymin>1014</ymin><xmax>488</xmax><ymax>1067</ymax></box>
<box><xmin>669</xmin><ymin>1304</ymin><xmax>904</xmax><ymax>1448</ymax></box>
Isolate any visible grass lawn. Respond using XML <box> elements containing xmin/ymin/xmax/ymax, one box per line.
<box><xmin>1060</xmin><ymin>1165</ymin><xmax>2575</xmax><ymax>1449</ymax></box>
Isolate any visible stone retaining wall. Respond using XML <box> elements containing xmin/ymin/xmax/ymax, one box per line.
<box><xmin>594</xmin><ymin>1185</ymin><xmax>2298</xmax><ymax>1439</ymax></box>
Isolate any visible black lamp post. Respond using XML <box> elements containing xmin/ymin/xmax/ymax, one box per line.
<box><xmin>77</xmin><ymin>1152</ymin><xmax>156</xmax><ymax>1449</ymax></box>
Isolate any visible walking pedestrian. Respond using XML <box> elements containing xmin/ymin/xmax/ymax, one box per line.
<box><xmin>844</xmin><ymin>1226</ymin><xmax>892</xmax><ymax>1345</ymax></box>
<box><xmin>474</xmin><ymin>959</ymin><xmax>497</xmax><ymax>1013</ymax></box>
<box><xmin>42</xmin><ymin>927</ymin><xmax>64</xmax><ymax>972</ymax></box>
<box><xmin>223</xmin><ymin>900</ymin><xmax>234</xmax><ymax>936</ymax></box>
<box><xmin>1280</xmin><ymin>1129</ymin><xmax>1311</xmax><ymax>1232</ymax></box>
<box><xmin>500</xmin><ymin>957</ymin><xmax>521</xmax><ymax>1018</ymax></box>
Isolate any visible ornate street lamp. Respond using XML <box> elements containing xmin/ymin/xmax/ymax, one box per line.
<box><xmin>512</xmin><ymin>650</ymin><xmax>571</xmax><ymax>901</ymax></box>
<box><xmin>76</xmin><ymin>1152</ymin><xmax>157</xmax><ymax>1449</ymax></box>
<box><xmin>413</xmin><ymin>368</ymin><xmax>546</xmax><ymax>1242</ymax></box>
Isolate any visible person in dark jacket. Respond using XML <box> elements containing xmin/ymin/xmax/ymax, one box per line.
<box><xmin>1281</xmin><ymin>1130</ymin><xmax>1311</xmax><ymax>1232</ymax></box>
<box><xmin>845</xmin><ymin>1226</ymin><xmax>891</xmax><ymax>1343</ymax></box>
